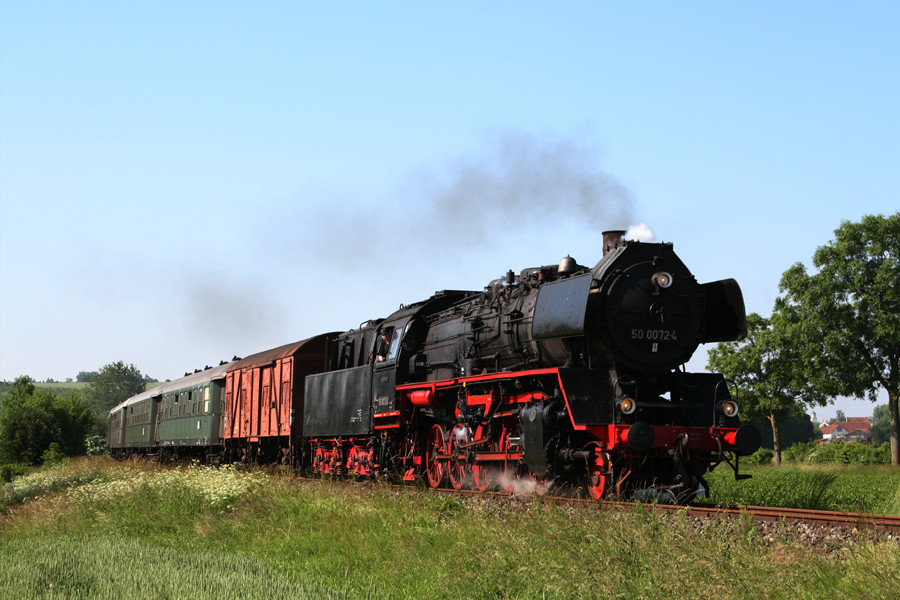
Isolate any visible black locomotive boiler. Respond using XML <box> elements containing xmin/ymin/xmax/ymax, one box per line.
<box><xmin>109</xmin><ymin>230</ymin><xmax>760</xmax><ymax>502</ymax></box>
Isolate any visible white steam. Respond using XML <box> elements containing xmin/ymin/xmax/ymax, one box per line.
<box><xmin>497</xmin><ymin>472</ymin><xmax>553</xmax><ymax>497</ymax></box>
<box><xmin>625</xmin><ymin>222</ymin><xmax>655</xmax><ymax>242</ymax></box>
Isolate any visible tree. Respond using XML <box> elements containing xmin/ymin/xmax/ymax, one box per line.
<box><xmin>51</xmin><ymin>391</ymin><xmax>97</xmax><ymax>456</ymax></box>
<box><xmin>3</xmin><ymin>375</ymin><xmax>36</xmax><ymax>404</ymax></box>
<box><xmin>76</xmin><ymin>371</ymin><xmax>99</xmax><ymax>383</ymax></box>
<box><xmin>776</xmin><ymin>213</ymin><xmax>900</xmax><ymax>466</ymax></box>
<box><xmin>833</xmin><ymin>409</ymin><xmax>847</xmax><ymax>425</ymax></box>
<box><xmin>752</xmin><ymin>412</ymin><xmax>821</xmax><ymax>450</ymax></box>
<box><xmin>84</xmin><ymin>361</ymin><xmax>147</xmax><ymax>415</ymax></box>
<box><xmin>708</xmin><ymin>313</ymin><xmax>829</xmax><ymax>466</ymax></box>
<box><xmin>0</xmin><ymin>376</ymin><xmax>96</xmax><ymax>465</ymax></box>
<box><xmin>871</xmin><ymin>404</ymin><xmax>891</xmax><ymax>445</ymax></box>
<box><xmin>0</xmin><ymin>401</ymin><xmax>60</xmax><ymax>464</ymax></box>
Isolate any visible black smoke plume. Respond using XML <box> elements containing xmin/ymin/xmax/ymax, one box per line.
<box><xmin>290</xmin><ymin>131</ymin><xmax>634</xmax><ymax>269</ymax></box>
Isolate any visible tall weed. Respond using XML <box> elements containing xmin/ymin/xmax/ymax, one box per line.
<box><xmin>1</xmin><ymin>460</ymin><xmax>109</xmax><ymax>510</ymax></box>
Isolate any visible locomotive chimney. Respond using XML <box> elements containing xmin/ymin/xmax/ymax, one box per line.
<box><xmin>602</xmin><ymin>230</ymin><xmax>626</xmax><ymax>256</ymax></box>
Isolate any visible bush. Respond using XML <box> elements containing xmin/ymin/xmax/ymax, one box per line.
<box><xmin>0</xmin><ymin>463</ymin><xmax>31</xmax><ymax>483</ymax></box>
<box><xmin>806</xmin><ymin>442</ymin><xmax>888</xmax><ymax>465</ymax></box>
<box><xmin>85</xmin><ymin>435</ymin><xmax>106</xmax><ymax>456</ymax></box>
<box><xmin>41</xmin><ymin>443</ymin><xmax>66</xmax><ymax>467</ymax></box>
<box><xmin>783</xmin><ymin>440</ymin><xmax>818</xmax><ymax>463</ymax></box>
<box><xmin>743</xmin><ymin>448</ymin><xmax>773</xmax><ymax>465</ymax></box>
<box><xmin>782</xmin><ymin>441</ymin><xmax>890</xmax><ymax>465</ymax></box>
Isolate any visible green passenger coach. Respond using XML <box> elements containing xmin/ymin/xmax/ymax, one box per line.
<box><xmin>107</xmin><ymin>362</ymin><xmax>232</xmax><ymax>460</ymax></box>
<box><xmin>157</xmin><ymin>363</ymin><xmax>230</xmax><ymax>460</ymax></box>
<box><xmin>120</xmin><ymin>388</ymin><xmax>160</xmax><ymax>451</ymax></box>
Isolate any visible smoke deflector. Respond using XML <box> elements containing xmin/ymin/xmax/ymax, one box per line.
<box><xmin>700</xmin><ymin>278</ymin><xmax>747</xmax><ymax>342</ymax></box>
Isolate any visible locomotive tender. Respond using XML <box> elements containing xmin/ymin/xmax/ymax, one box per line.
<box><xmin>108</xmin><ymin>231</ymin><xmax>761</xmax><ymax>501</ymax></box>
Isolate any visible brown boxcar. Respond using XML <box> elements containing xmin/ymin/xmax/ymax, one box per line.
<box><xmin>223</xmin><ymin>333</ymin><xmax>337</xmax><ymax>464</ymax></box>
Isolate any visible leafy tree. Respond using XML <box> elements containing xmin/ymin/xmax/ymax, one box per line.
<box><xmin>752</xmin><ymin>412</ymin><xmax>821</xmax><ymax>451</ymax></box>
<box><xmin>871</xmin><ymin>404</ymin><xmax>892</xmax><ymax>445</ymax></box>
<box><xmin>0</xmin><ymin>376</ymin><xmax>97</xmax><ymax>465</ymax></box>
<box><xmin>51</xmin><ymin>391</ymin><xmax>96</xmax><ymax>456</ymax></box>
<box><xmin>776</xmin><ymin>213</ymin><xmax>900</xmax><ymax>465</ymax></box>
<box><xmin>76</xmin><ymin>371</ymin><xmax>99</xmax><ymax>383</ymax></box>
<box><xmin>832</xmin><ymin>409</ymin><xmax>847</xmax><ymax>425</ymax></box>
<box><xmin>3</xmin><ymin>375</ymin><xmax>36</xmax><ymax>404</ymax></box>
<box><xmin>708</xmin><ymin>313</ymin><xmax>828</xmax><ymax>466</ymax></box>
<box><xmin>0</xmin><ymin>399</ymin><xmax>60</xmax><ymax>464</ymax></box>
<box><xmin>84</xmin><ymin>361</ymin><xmax>147</xmax><ymax>415</ymax></box>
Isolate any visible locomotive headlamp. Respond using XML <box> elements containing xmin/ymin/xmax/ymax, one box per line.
<box><xmin>718</xmin><ymin>400</ymin><xmax>740</xmax><ymax>418</ymax></box>
<box><xmin>618</xmin><ymin>397</ymin><xmax>637</xmax><ymax>415</ymax></box>
<box><xmin>652</xmin><ymin>272</ymin><xmax>673</xmax><ymax>289</ymax></box>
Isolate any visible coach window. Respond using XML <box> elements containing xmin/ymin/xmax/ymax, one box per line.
<box><xmin>204</xmin><ymin>388</ymin><xmax>210</xmax><ymax>413</ymax></box>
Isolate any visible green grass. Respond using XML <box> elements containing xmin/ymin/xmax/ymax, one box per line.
<box><xmin>31</xmin><ymin>382</ymin><xmax>89</xmax><ymax>392</ymax></box>
<box><xmin>705</xmin><ymin>464</ymin><xmax>900</xmax><ymax>514</ymax></box>
<box><xmin>3</xmin><ymin>458</ymin><xmax>900</xmax><ymax>599</ymax></box>
<box><xmin>29</xmin><ymin>381</ymin><xmax>164</xmax><ymax>393</ymax></box>
<box><xmin>1</xmin><ymin>535</ymin><xmax>345</xmax><ymax>600</ymax></box>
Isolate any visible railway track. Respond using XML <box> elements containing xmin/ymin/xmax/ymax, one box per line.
<box><xmin>291</xmin><ymin>475</ymin><xmax>900</xmax><ymax>533</ymax></box>
<box><xmin>625</xmin><ymin>502</ymin><xmax>900</xmax><ymax>533</ymax></box>
<box><xmin>423</xmin><ymin>484</ymin><xmax>900</xmax><ymax>533</ymax></box>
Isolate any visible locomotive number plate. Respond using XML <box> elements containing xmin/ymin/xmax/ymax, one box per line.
<box><xmin>631</xmin><ymin>329</ymin><xmax>677</xmax><ymax>341</ymax></box>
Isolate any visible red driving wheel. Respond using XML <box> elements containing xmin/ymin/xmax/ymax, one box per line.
<box><xmin>425</xmin><ymin>424</ymin><xmax>447</xmax><ymax>488</ymax></box>
<box><xmin>448</xmin><ymin>424</ymin><xmax>471</xmax><ymax>490</ymax></box>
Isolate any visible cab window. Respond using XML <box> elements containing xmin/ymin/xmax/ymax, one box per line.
<box><xmin>387</xmin><ymin>329</ymin><xmax>402</xmax><ymax>360</ymax></box>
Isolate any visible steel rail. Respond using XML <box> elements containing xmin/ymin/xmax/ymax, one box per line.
<box><xmin>427</xmin><ymin>485</ymin><xmax>900</xmax><ymax>533</ymax></box>
<box><xmin>291</xmin><ymin>476</ymin><xmax>900</xmax><ymax>533</ymax></box>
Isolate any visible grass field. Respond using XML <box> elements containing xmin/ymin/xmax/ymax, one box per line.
<box><xmin>705</xmin><ymin>464</ymin><xmax>900</xmax><ymax>514</ymax></box>
<box><xmin>27</xmin><ymin>381</ymin><xmax>164</xmax><ymax>393</ymax></box>
<box><xmin>2</xmin><ymin>458</ymin><xmax>899</xmax><ymax>599</ymax></box>
<box><xmin>31</xmin><ymin>382</ymin><xmax>89</xmax><ymax>392</ymax></box>
<box><xmin>31</xmin><ymin>382</ymin><xmax>89</xmax><ymax>389</ymax></box>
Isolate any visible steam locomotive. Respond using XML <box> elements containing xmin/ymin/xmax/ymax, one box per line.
<box><xmin>108</xmin><ymin>231</ymin><xmax>761</xmax><ymax>502</ymax></box>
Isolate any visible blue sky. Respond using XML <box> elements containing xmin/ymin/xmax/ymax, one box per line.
<box><xmin>1</xmin><ymin>2</ymin><xmax>897</xmax><ymax>421</ymax></box>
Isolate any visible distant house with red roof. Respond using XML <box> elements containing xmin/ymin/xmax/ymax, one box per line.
<box><xmin>819</xmin><ymin>418</ymin><xmax>872</xmax><ymax>442</ymax></box>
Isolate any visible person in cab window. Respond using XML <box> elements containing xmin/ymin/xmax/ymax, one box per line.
<box><xmin>376</xmin><ymin>332</ymin><xmax>390</xmax><ymax>362</ymax></box>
